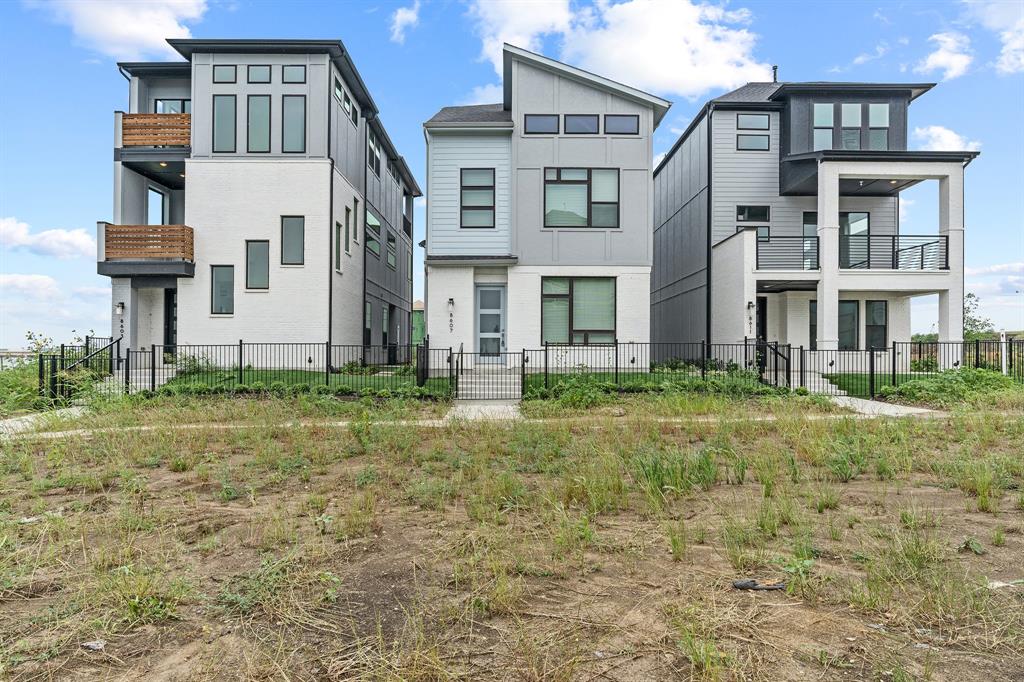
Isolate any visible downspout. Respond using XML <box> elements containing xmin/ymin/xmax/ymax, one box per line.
<box><xmin>363</xmin><ymin>114</ymin><xmax>374</xmax><ymax>345</ymax></box>
<box><xmin>705</xmin><ymin>104</ymin><xmax>714</xmax><ymax>346</ymax></box>
<box><xmin>327</xmin><ymin>73</ymin><xmax>334</xmax><ymax>351</ymax></box>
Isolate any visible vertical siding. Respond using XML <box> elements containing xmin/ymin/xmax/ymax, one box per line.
<box><xmin>327</xmin><ymin>62</ymin><xmax>366</xmax><ymax>192</ymax></box>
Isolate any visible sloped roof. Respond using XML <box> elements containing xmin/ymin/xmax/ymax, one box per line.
<box><xmin>425</xmin><ymin>103</ymin><xmax>512</xmax><ymax>127</ymax></box>
<box><xmin>712</xmin><ymin>82</ymin><xmax>782</xmax><ymax>103</ymax></box>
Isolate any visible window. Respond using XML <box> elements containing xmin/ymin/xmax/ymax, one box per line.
<box><xmin>155</xmin><ymin>98</ymin><xmax>190</xmax><ymax>114</ymax></box>
<box><xmin>386</xmin><ymin>231</ymin><xmax>397</xmax><ymax>269</ymax></box>
<box><xmin>813</xmin><ymin>102</ymin><xmax>833</xmax><ymax>151</ymax></box>
<box><xmin>866</xmin><ymin>300</ymin><xmax>888</xmax><ymax>348</ymax></box>
<box><xmin>367</xmin><ymin>130</ymin><xmax>381</xmax><ymax>176</ymax></box>
<box><xmin>808</xmin><ymin>300</ymin><xmax>817</xmax><ymax>351</ymax></box>
<box><xmin>387</xmin><ymin>158</ymin><xmax>400</xmax><ymax>184</ymax></box>
<box><xmin>353</xmin><ymin>198</ymin><xmax>359</xmax><ymax>242</ymax></box>
<box><xmin>245</xmin><ymin>240</ymin><xmax>269</xmax><ymax>289</ymax></box>
<box><xmin>737</xmin><ymin>206</ymin><xmax>770</xmax><ymax>222</ymax></box>
<box><xmin>543</xmin><ymin>168</ymin><xmax>619</xmax><ymax>228</ymax></box>
<box><xmin>212</xmin><ymin>95</ymin><xmax>236</xmax><ymax>153</ymax></box>
<box><xmin>281</xmin><ymin>216</ymin><xmax>304</xmax><ymax>265</ymax></box>
<box><xmin>211</xmin><ymin>265</ymin><xmax>234</xmax><ymax>314</ymax></box>
<box><xmin>541</xmin><ymin>277</ymin><xmax>616</xmax><ymax>345</ymax></box>
<box><xmin>247</xmin><ymin>65</ymin><xmax>270</xmax><ymax>83</ymax></box>
<box><xmin>334</xmin><ymin>221</ymin><xmax>342</xmax><ymax>272</ymax></box>
<box><xmin>247</xmin><ymin>95</ymin><xmax>270</xmax><ymax>153</ymax></box>
<box><xmin>737</xmin><ymin>113</ymin><xmax>769</xmax><ymax>130</ymax></box>
<box><xmin>382</xmin><ymin>306</ymin><xmax>390</xmax><ymax>346</ymax></box>
<box><xmin>841</xmin><ymin>103</ymin><xmax>861</xmax><ymax>150</ymax></box>
<box><xmin>147</xmin><ymin>188</ymin><xmax>166</xmax><ymax>225</ymax></box>
<box><xmin>868</xmin><ymin>103</ymin><xmax>889</xmax><ymax>150</ymax></box>
<box><xmin>282</xmin><ymin>95</ymin><xmax>306</xmax><ymax>153</ymax></box>
<box><xmin>334</xmin><ymin>77</ymin><xmax>344</xmax><ymax>101</ymax></box>
<box><xmin>564</xmin><ymin>114</ymin><xmax>599</xmax><ymax>134</ymax></box>
<box><xmin>524</xmin><ymin>114</ymin><xmax>559</xmax><ymax>134</ymax></box>
<box><xmin>344</xmin><ymin>207</ymin><xmax>351</xmax><ymax>254</ymax></box>
<box><xmin>365</xmin><ymin>209</ymin><xmax>381</xmax><ymax>256</ymax></box>
<box><xmin>838</xmin><ymin>300</ymin><xmax>859</xmax><ymax>350</ymax></box>
<box><xmin>802</xmin><ymin>213</ymin><xmax>818</xmax><ymax>269</ymax></box>
<box><xmin>212</xmin><ymin>65</ymin><xmax>236</xmax><ymax>83</ymax></box>
<box><xmin>364</xmin><ymin>302</ymin><xmax>372</xmax><ymax>346</ymax></box>
<box><xmin>348</xmin><ymin>96</ymin><xmax>358</xmax><ymax>126</ymax></box>
<box><xmin>604</xmin><ymin>114</ymin><xmax>639</xmax><ymax>134</ymax></box>
<box><xmin>736</xmin><ymin>225</ymin><xmax>770</xmax><ymax>241</ymax></box>
<box><xmin>737</xmin><ymin>134</ymin><xmax>769</xmax><ymax>151</ymax></box>
<box><xmin>460</xmin><ymin>168</ymin><xmax>495</xmax><ymax>228</ymax></box>
<box><xmin>282</xmin><ymin>65</ymin><xmax>305</xmax><ymax>83</ymax></box>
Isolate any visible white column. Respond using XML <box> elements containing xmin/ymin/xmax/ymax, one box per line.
<box><xmin>938</xmin><ymin>170</ymin><xmax>965</xmax><ymax>344</ymax></box>
<box><xmin>816</xmin><ymin>162</ymin><xmax>840</xmax><ymax>350</ymax></box>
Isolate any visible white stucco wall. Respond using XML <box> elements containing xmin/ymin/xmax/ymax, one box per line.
<box><xmin>711</xmin><ymin>231</ymin><xmax>756</xmax><ymax>344</ymax></box>
<box><xmin>424</xmin><ymin>265</ymin><xmax>476</xmax><ymax>351</ymax></box>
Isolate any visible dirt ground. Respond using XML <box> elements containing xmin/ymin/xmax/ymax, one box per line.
<box><xmin>1</xmin><ymin>399</ymin><xmax>1022</xmax><ymax>680</ymax></box>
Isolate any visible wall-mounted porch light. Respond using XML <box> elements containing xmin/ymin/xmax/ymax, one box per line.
<box><xmin>447</xmin><ymin>297</ymin><xmax>455</xmax><ymax>312</ymax></box>
<box><xmin>115</xmin><ymin>301</ymin><xmax>125</xmax><ymax>316</ymax></box>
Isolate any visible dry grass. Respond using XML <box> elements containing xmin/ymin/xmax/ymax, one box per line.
<box><xmin>0</xmin><ymin>395</ymin><xmax>1022</xmax><ymax>680</ymax></box>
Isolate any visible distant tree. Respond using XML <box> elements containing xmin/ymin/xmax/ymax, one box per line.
<box><xmin>964</xmin><ymin>293</ymin><xmax>995</xmax><ymax>340</ymax></box>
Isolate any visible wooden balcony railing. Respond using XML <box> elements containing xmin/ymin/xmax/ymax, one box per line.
<box><xmin>121</xmin><ymin>113</ymin><xmax>191</xmax><ymax>147</ymax></box>
<box><xmin>103</xmin><ymin>224</ymin><xmax>194</xmax><ymax>261</ymax></box>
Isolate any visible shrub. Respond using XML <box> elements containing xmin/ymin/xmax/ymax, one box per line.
<box><xmin>879</xmin><ymin>368</ymin><xmax>1019</xmax><ymax>407</ymax></box>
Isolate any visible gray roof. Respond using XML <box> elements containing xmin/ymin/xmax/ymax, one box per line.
<box><xmin>712</xmin><ymin>82</ymin><xmax>782</xmax><ymax>103</ymax></box>
<box><xmin>425</xmin><ymin>103</ymin><xmax>512</xmax><ymax>126</ymax></box>
<box><xmin>713</xmin><ymin>81</ymin><xmax>935</xmax><ymax>104</ymax></box>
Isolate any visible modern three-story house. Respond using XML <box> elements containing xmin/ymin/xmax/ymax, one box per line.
<box><xmin>652</xmin><ymin>79</ymin><xmax>977</xmax><ymax>363</ymax></box>
<box><xmin>98</xmin><ymin>39</ymin><xmax>420</xmax><ymax>358</ymax></box>
<box><xmin>423</xmin><ymin>44</ymin><xmax>670</xmax><ymax>364</ymax></box>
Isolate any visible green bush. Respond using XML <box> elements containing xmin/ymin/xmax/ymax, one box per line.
<box><xmin>879</xmin><ymin>368</ymin><xmax>1019</xmax><ymax>407</ymax></box>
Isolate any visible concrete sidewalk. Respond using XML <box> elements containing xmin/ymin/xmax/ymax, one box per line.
<box><xmin>445</xmin><ymin>400</ymin><xmax>522</xmax><ymax>422</ymax></box>
<box><xmin>0</xmin><ymin>407</ymin><xmax>85</xmax><ymax>438</ymax></box>
<box><xmin>830</xmin><ymin>396</ymin><xmax>937</xmax><ymax>417</ymax></box>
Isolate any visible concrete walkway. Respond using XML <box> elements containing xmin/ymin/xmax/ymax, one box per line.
<box><xmin>830</xmin><ymin>395</ymin><xmax>937</xmax><ymax>417</ymax></box>
<box><xmin>445</xmin><ymin>400</ymin><xmax>522</xmax><ymax>422</ymax></box>
<box><xmin>0</xmin><ymin>407</ymin><xmax>85</xmax><ymax>438</ymax></box>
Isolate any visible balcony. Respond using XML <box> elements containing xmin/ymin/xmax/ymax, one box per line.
<box><xmin>120</xmin><ymin>113</ymin><xmax>191</xmax><ymax>147</ymax></box>
<box><xmin>840</xmin><ymin>235</ymin><xmax>948</xmax><ymax>270</ymax></box>
<box><xmin>96</xmin><ymin>223</ymin><xmax>195</xmax><ymax>278</ymax></box>
<box><xmin>756</xmin><ymin>236</ymin><xmax>819</xmax><ymax>271</ymax></box>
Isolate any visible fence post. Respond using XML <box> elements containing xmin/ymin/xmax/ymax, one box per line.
<box><xmin>614</xmin><ymin>340</ymin><xmax>620</xmax><ymax>386</ymax></box>
<box><xmin>238</xmin><ymin>339</ymin><xmax>244</xmax><ymax>385</ymax></box>
<box><xmin>785</xmin><ymin>344</ymin><xmax>791</xmax><ymax>388</ymax></box>
<box><xmin>868</xmin><ymin>347</ymin><xmax>876</xmax><ymax>399</ymax></box>
<box><xmin>124</xmin><ymin>348</ymin><xmax>131</xmax><ymax>394</ymax></box>
<box><xmin>325</xmin><ymin>340</ymin><xmax>331</xmax><ymax>386</ymax></box>
<box><xmin>974</xmin><ymin>338</ymin><xmax>980</xmax><ymax>369</ymax></box>
<box><xmin>891</xmin><ymin>341</ymin><xmax>897</xmax><ymax>388</ymax></box>
<box><xmin>773</xmin><ymin>342</ymin><xmax>779</xmax><ymax>387</ymax></box>
<box><xmin>799</xmin><ymin>346</ymin><xmax>805</xmax><ymax>389</ymax></box>
<box><xmin>701</xmin><ymin>340</ymin><xmax>707</xmax><ymax>381</ymax></box>
<box><xmin>115</xmin><ymin>338</ymin><xmax>121</xmax><ymax>370</ymax></box>
<box><xmin>521</xmin><ymin>349</ymin><xmax>527</xmax><ymax>396</ymax></box>
<box><xmin>150</xmin><ymin>344</ymin><xmax>156</xmax><ymax>392</ymax></box>
<box><xmin>544</xmin><ymin>342</ymin><xmax>549</xmax><ymax>390</ymax></box>
<box><xmin>37</xmin><ymin>353</ymin><xmax>44</xmax><ymax>397</ymax></box>
<box><xmin>49</xmin><ymin>355</ymin><xmax>58</xmax><ymax>400</ymax></box>
<box><xmin>1000</xmin><ymin>331</ymin><xmax>1008</xmax><ymax>376</ymax></box>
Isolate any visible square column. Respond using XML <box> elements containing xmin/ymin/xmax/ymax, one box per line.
<box><xmin>815</xmin><ymin>163</ymin><xmax>840</xmax><ymax>350</ymax></box>
<box><xmin>938</xmin><ymin>172</ymin><xmax>965</xmax><ymax>344</ymax></box>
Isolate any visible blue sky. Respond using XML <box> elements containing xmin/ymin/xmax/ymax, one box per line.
<box><xmin>1</xmin><ymin>0</ymin><xmax>1022</xmax><ymax>348</ymax></box>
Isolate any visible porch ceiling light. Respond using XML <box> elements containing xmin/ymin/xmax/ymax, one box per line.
<box><xmin>889</xmin><ymin>180</ymin><xmax>898</xmax><ymax>185</ymax></box>
<box><xmin>159</xmin><ymin>162</ymin><xmax>168</xmax><ymax>167</ymax></box>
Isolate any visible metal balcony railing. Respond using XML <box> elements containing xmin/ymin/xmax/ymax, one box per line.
<box><xmin>756</xmin><ymin>236</ymin><xmax>819</xmax><ymax>270</ymax></box>
<box><xmin>840</xmin><ymin>234</ymin><xmax>949</xmax><ymax>270</ymax></box>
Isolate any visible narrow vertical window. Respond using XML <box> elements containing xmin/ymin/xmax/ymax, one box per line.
<box><xmin>211</xmin><ymin>265</ymin><xmax>234</xmax><ymax>314</ymax></box>
<box><xmin>334</xmin><ymin>222</ymin><xmax>342</xmax><ymax>272</ymax></box>
<box><xmin>353</xmin><ymin>198</ymin><xmax>360</xmax><ymax>242</ymax></box>
<box><xmin>838</xmin><ymin>300</ymin><xmax>859</xmax><ymax>350</ymax></box>
<box><xmin>866</xmin><ymin>300</ymin><xmax>888</xmax><ymax>348</ymax></box>
<box><xmin>841</xmin><ymin>103</ymin><xmax>862</xmax><ymax>150</ymax></box>
<box><xmin>808</xmin><ymin>300</ymin><xmax>817</xmax><ymax>351</ymax></box>
<box><xmin>812</xmin><ymin>103</ymin><xmax>833</xmax><ymax>151</ymax></box>
<box><xmin>344</xmin><ymin>207</ymin><xmax>351</xmax><ymax>253</ymax></box>
<box><xmin>247</xmin><ymin>95</ymin><xmax>270</xmax><ymax>153</ymax></box>
<box><xmin>245</xmin><ymin>240</ymin><xmax>269</xmax><ymax>289</ymax></box>
<box><xmin>364</xmin><ymin>302</ymin><xmax>372</xmax><ymax>346</ymax></box>
<box><xmin>460</xmin><ymin>168</ymin><xmax>495</xmax><ymax>228</ymax></box>
<box><xmin>386</xmin><ymin>231</ymin><xmax>397</xmax><ymax>269</ymax></box>
<box><xmin>868</xmin><ymin>103</ymin><xmax>889</xmax><ymax>150</ymax></box>
<box><xmin>365</xmin><ymin>209</ymin><xmax>381</xmax><ymax>256</ymax></box>
<box><xmin>281</xmin><ymin>216</ymin><xmax>304</xmax><ymax>265</ymax></box>
<box><xmin>212</xmin><ymin>95</ymin><xmax>236</xmax><ymax>153</ymax></box>
<box><xmin>282</xmin><ymin>95</ymin><xmax>306</xmax><ymax>153</ymax></box>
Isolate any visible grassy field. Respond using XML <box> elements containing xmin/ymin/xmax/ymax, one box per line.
<box><xmin>822</xmin><ymin>372</ymin><xmax>896</xmax><ymax>396</ymax></box>
<box><xmin>1</xmin><ymin>392</ymin><xmax>1022</xmax><ymax>680</ymax></box>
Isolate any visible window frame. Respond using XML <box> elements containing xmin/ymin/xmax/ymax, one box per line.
<box><xmin>736</xmin><ymin>134</ymin><xmax>770</xmax><ymax>151</ymax></box>
<box><xmin>840</xmin><ymin>102</ymin><xmax>862</xmax><ymax>150</ymax></box>
<box><xmin>838</xmin><ymin>300</ymin><xmax>860</xmax><ymax>351</ymax></box>
<box><xmin>212</xmin><ymin>65</ymin><xmax>236</xmax><ymax>84</ymax></box>
<box><xmin>604</xmin><ymin>114</ymin><xmax>639</xmax><ymax>135</ymax></box>
<box><xmin>736</xmin><ymin>113</ymin><xmax>770</xmax><ymax>130</ymax></box>
<box><xmin>460</xmin><ymin>167</ymin><xmax>496</xmax><ymax>229</ymax></box>
<box><xmin>281</xmin><ymin>94</ymin><xmax>306</xmax><ymax>154</ymax></box>
<box><xmin>154</xmin><ymin>98</ymin><xmax>190</xmax><ymax>114</ymax></box>
<box><xmin>245</xmin><ymin>239</ymin><xmax>270</xmax><ymax>290</ymax></box>
<box><xmin>523</xmin><ymin>114</ymin><xmax>559</xmax><ymax>135</ymax></box>
<box><xmin>809</xmin><ymin>300</ymin><xmax>817</xmax><ymax>351</ymax></box>
<box><xmin>543</xmin><ymin>167</ymin><xmax>620</xmax><ymax>229</ymax></box>
<box><xmin>211</xmin><ymin>94</ymin><xmax>237</xmax><ymax>153</ymax></box>
<box><xmin>812</xmin><ymin>102</ymin><xmax>834</xmax><ymax>151</ymax></box>
<box><xmin>353</xmin><ymin>198</ymin><xmax>359</xmax><ymax>243</ymax></box>
<box><xmin>280</xmin><ymin>215</ymin><xmax>305</xmax><ymax>265</ymax></box>
<box><xmin>367</xmin><ymin>129</ymin><xmax>381</xmax><ymax>176</ymax></box>
<box><xmin>365</xmin><ymin>208</ymin><xmax>381</xmax><ymax>257</ymax></box>
<box><xmin>281</xmin><ymin>64</ymin><xmax>306</xmax><ymax>84</ymax></box>
<box><xmin>867</xmin><ymin>102</ymin><xmax>889</xmax><ymax>151</ymax></box>
<box><xmin>540</xmin><ymin>276</ymin><xmax>617</xmax><ymax>346</ymax></box>
<box><xmin>386</xmin><ymin>230</ymin><xmax>397</xmax><ymax>270</ymax></box>
<box><xmin>865</xmin><ymin>300</ymin><xmax>888</xmax><ymax>349</ymax></box>
<box><xmin>210</xmin><ymin>265</ymin><xmax>234</xmax><ymax>315</ymax></box>
<box><xmin>344</xmin><ymin>206</ymin><xmax>352</xmax><ymax>255</ymax></box>
<box><xmin>334</xmin><ymin>221</ymin><xmax>342</xmax><ymax>272</ymax></box>
<box><xmin>736</xmin><ymin>205</ymin><xmax>770</xmax><ymax>223</ymax></box>
<box><xmin>246</xmin><ymin>94</ymin><xmax>271</xmax><ymax>154</ymax></box>
<box><xmin>247</xmin><ymin>64</ymin><xmax>271</xmax><ymax>84</ymax></box>
<box><xmin>364</xmin><ymin>301</ymin><xmax>372</xmax><ymax>346</ymax></box>
<box><xmin>563</xmin><ymin>114</ymin><xmax>600</xmax><ymax>135</ymax></box>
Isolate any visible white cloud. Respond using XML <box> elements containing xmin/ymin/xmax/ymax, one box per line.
<box><xmin>914</xmin><ymin>32</ymin><xmax>973</xmax><ymax>80</ymax></box>
<box><xmin>72</xmin><ymin>285</ymin><xmax>111</xmax><ymax>299</ymax></box>
<box><xmin>390</xmin><ymin>0</ymin><xmax>421</xmax><ymax>44</ymax></box>
<box><xmin>965</xmin><ymin>262</ymin><xmax>1024</xmax><ymax>277</ymax></box>
<box><xmin>963</xmin><ymin>0</ymin><xmax>1024</xmax><ymax>74</ymax></box>
<box><xmin>853</xmin><ymin>42</ymin><xmax>889</xmax><ymax>65</ymax></box>
<box><xmin>653</xmin><ymin>151</ymin><xmax>667</xmax><ymax>168</ymax></box>
<box><xmin>26</xmin><ymin>0</ymin><xmax>206</xmax><ymax>60</ymax></box>
<box><xmin>0</xmin><ymin>274</ymin><xmax>61</xmax><ymax>300</ymax></box>
<box><xmin>458</xmin><ymin>83</ymin><xmax>504</xmax><ymax>105</ymax></box>
<box><xmin>1</xmin><ymin>216</ymin><xmax>95</xmax><ymax>259</ymax></box>
<box><xmin>468</xmin><ymin>0</ymin><xmax>573</xmax><ymax>76</ymax></box>
<box><xmin>911</xmin><ymin>125</ymin><xmax>981</xmax><ymax>151</ymax></box>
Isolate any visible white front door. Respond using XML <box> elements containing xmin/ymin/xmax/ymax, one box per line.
<box><xmin>476</xmin><ymin>285</ymin><xmax>505</xmax><ymax>363</ymax></box>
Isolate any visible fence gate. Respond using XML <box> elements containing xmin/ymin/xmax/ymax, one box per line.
<box><xmin>453</xmin><ymin>350</ymin><xmax>524</xmax><ymax>400</ymax></box>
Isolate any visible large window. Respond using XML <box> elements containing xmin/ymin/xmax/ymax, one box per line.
<box><xmin>212</xmin><ymin>95</ymin><xmax>236</xmax><ymax>153</ymax></box>
<box><xmin>155</xmin><ymin>98</ymin><xmax>190</xmax><ymax>114</ymax></box>
<box><xmin>282</xmin><ymin>65</ymin><xmax>305</xmax><ymax>83</ymax></box>
<box><xmin>868</xmin><ymin>103</ymin><xmax>889</xmax><ymax>150</ymax></box>
<box><xmin>524</xmin><ymin>114</ymin><xmax>559</xmax><ymax>134</ymax></box>
<box><xmin>604</xmin><ymin>114</ymin><xmax>639</xmax><ymax>135</ymax></box>
<box><xmin>281</xmin><ymin>216</ymin><xmax>304</xmax><ymax>265</ymax></box>
<box><xmin>386</xmin><ymin>231</ymin><xmax>397</xmax><ymax>269</ymax></box>
<box><xmin>541</xmin><ymin>277</ymin><xmax>615</xmax><ymax>345</ymax></box>
<box><xmin>247</xmin><ymin>95</ymin><xmax>270</xmax><ymax>153</ymax></box>
<box><xmin>838</xmin><ymin>300</ymin><xmax>859</xmax><ymax>350</ymax></box>
<box><xmin>368</xmin><ymin>130</ymin><xmax>381</xmax><ymax>176</ymax></box>
<box><xmin>736</xmin><ymin>134</ymin><xmax>769</xmax><ymax>151</ymax></box>
<box><xmin>808</xmin><ymin>300</ymin><xmax>817</xmax><ymax>351</ymax></box>
<box><xmin>212</xmin><ymin>65</ymin><xmax>236</xmax><ymax>83</ymax></box>
<box><xmin>564</xmin><ymin>114</ymin><xmax>599</xmax><ymax>134</ymax></box>
<box><xmin>544</xmin><ymin>168</ymin><xmax>619</xmax><ymax>228</ymax></box>
<box><xmin>813</xmin><ymin>102</ymin><xmax>833</xmax><ymax>151</ymax></box>
<box><xmin>841</xmin><ymin>103</ymin><xmax>861</xmax><ymax>150</ymax></box>
<box><xmin>866</xmin><ymin>300</ymin><xmax>888</xmax><ymax>348</ymax></box>
<box><xmin>365</xmin><ymin>209</ymin><xmax>381</xmax><ymax>256</ymax></box>
<box><xmin>247</xmin><ymin>65</ymin><xmax>270</xmax><ymax>83</ymax></box>
<box><xmin>245</xmin><ymin>240</ymin><xmax>269</xmax><ymax>289</ymax></box>
<box><xmin>282</xmin><ymin>95</ymin><xmax>306</xmax><ymax>153</ymax></box>
<box><xmin>737</xmin><ymin>113</ymin><xmax>769</xmax><ymax>130</ymax></box>
<box><xmin>460</xmin><ymin>168</ymin><xmax>495</xmax><ymax>228</ymax></box>
<box><xmin>211</xmin><ymin>265</ymin><xmax>234</xmax><ymax>314</ymax></box>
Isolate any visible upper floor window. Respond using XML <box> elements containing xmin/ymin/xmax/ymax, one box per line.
<box><xmin>737</xmin><ymin>113</ymin><xmax>769</xmax><ymax>130</ymax></box>
<box><xmin>212</xmin><ymin>95</ymin><xmax>236</xmax><ymax>153</ymax></box>
<box><xmin>524</xmin><ymin>114</ymin><xmax>559</xmax><ymax>134</ymax></box>
<box><xmin>736</xmin><ymin>134</ymin><xmax>769</xmax><ymax>151</ymax></box>
<box><xmin>282</xmin><ymin>95</ymin><xmax>306</xmax><ymax>153</ymax></box>
<box><xmin>736</xmin><ymin>205</ymin><xmax>770</xmax><ymax>222</ymax></box>
<box><xmin>813</xmin><ymin>102</ymin><xmax>833</xmax><ymax>151</ymax></box>
<box><xmin>564</xmin><ymin>114</ymin><xmax>599</xmax><ymax>134</ymax></box>
<box><xmin>386</xmin><ymin>231</ymin><xmax>397</xmax><ymax>269</ymax></box>
<box><xmin>247</xmin><ymin>95</ymin><xmax>270</xmax><ymax>153</ymax></box>
<box><xmin>544</xmin><ymin>168</ymin><xmax>619</xmax><ymax>228</ymax></box>
<box><xmin>365</xmin><ymin>209</ymin><xmax>381</xmax><ymax>256</ymax></box>
<box><xmin>155</xmin><ymin>98</ymin><xmax>190</xmax><ymax>114</ymax></box>
<box><xmin>460</xmin><ymin>168</ymin><xmax>495</xmax><ymax>228</ymax></box>
<box><xmin>841</xmin><ymin>103</ymin><xmax>861</xmax><ymax>150</ymax></box>
<box><xmin>247</xmin><ymin>65</ymin><xmax>271</xmax><ymax>84</ymax></box>
<box><xmin>604</xmin><ymin>114</ymin><xmax>639</xmax><ymax>135</ymax></box>
<box><xmin>368</xmin><ymin>130</ymin><xmax>381</xmax><ymax>176</ymax></box>
<box><xmin>282</xmin><ymin>65</ymin><xmax>306</xmax><ymax>84</ymax></box>
<box><xmin>245</xmin><ymin>240</ymin><xmax>269</xmax><ymax>289</ymax></box>
<box><xmin>212</xmin><ymin>65</ymin><xmax>236</xmax><ymax>83</ymax></box>
<box><xmin>387</xmin><ymin>158</ymin><xmax>400</xmax><ymax>184</ymax></box>
<box><xmin>868</xmin><ymin>103</ymin><xmax>889</xmax><ymax>150</ymax></box>
<box><xmin>281</xmin><ymin>216</ymin><xmax>304</xmax><ymax>265</ymax></box>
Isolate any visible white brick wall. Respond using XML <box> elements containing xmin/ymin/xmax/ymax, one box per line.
<box><xmin>425</xmin><ymin>266</ymin><xmax>476</xmax><ymax>351</ymax></box>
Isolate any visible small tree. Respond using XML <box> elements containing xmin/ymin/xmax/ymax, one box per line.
<box><xmin>964</xmin><ymin>293</ymin><xmax>995</xmax><ymax>340</ymax></box>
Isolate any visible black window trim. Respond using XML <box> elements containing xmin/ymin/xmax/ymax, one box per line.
<box><xmin>460</xmin><ymin>167</ymin><xmax>496</xmax><ymax>229</ymax></box>
<box><xmin>866</xmin><ymin>299</ymin><xmax>888</xmax><ymax>349</ymax></box>
<box><xmin>736</xmin><ymin>133</ymin><xmax>770</xmax><ymax>151</ymax></box>
<box><xmin>211</xmin><ymin>94</ymin><xmax>237</xmax><ymax>154</ymax></box>
<box><xmin>281</xmin><ymin>94</ymin><xmax>306</xmax><ymax>154</ymax></box>
<box><xmin>212</xmin><ymin>64</ymin><xmax>236</xmax><ymax>84</ymax></box>
<box><xmin>334</xmin><ymin>220</ymin><xmax>342</xmax><ymax>273</ymax></box>
<box><xmin>367</xmin><ymin>129</ymin><xmax>381</xmax><ymax>176</ymax></box>
<box><xmin>809</xmin><ymin>299</ymin><xmax>818</xmax><ymax>351</ymax></box>
<box><xmin>524</xmin><ymin>114</ymin><xmax>560</xmax><ymax>135</ymax></box>
<box><xmin>280</xmin><ymin>215</ymin><xmax>305</xmax><ymax>265</ymax></box>
<box><xmin>563</xmin><ymin>114</ymin><xmax>600</xmax><ymax>135</ymax></box>
<box><xmin>154</xmin><ymin>98</ymin><xmax>191</xmax><ymax>114</ymax></box>
<box><xmin>246</xmin><ymin>94</ymin><xmax>271</xmax><ymax>154</ymax></box>
<box><xmin>365</xmin><ymin>207</ymin><xmax>381</xmax><ymax>258</ymax></box>
<box><xmin>603</xmin><ymin>114</ymin><xmax>640</xmax><ymax>135</ymax></box>
<box><xmin>245</xmin><ymin>239</ymin><xmax>270</xmax><ymax>290</ymax></box>
<box><xmin>386</xmin><ymin>230</ymin><xmax>397</xmax><ymax>270</ymax></box>
<box><xmin>543</xmin><ymin>167</ymin><xmax>620</xmax><ymax>229</ymax></box>
<box><xmin>838</xmin><ymin>299</ymin><xmax>860</xmax><ymax>350</ymax></box>
<box><xmin>210</xmin><ymin>264</ymin><xmax>234</xmax><ymax>315</ymax></box>
<box><xmin>281</xmin><ymin>64</ymin><xmax>306</xmax><ymax>84</ymax></box>
<box><xmin>246</xmin><ymin>64</ymin><xmax>271</xmax><ymax>84</ymax></box>
<box><xmin>540</xmin><ymin>276</ymin><xmax>617</xmax><ymax>346</ymax></box>
<box><xmin>736</xmin><ymin>112</ymin><xmax>770</xmax><ymax>130</ymax></box>
<box><xmin>736</xmin><ymin>205</ymin><xmax>771</xmax><ymax>222</ymax></box>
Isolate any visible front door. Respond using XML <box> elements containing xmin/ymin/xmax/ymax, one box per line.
<box><xmin>476</xmin><ymin>286</ymin><xmax>505</xmax><ymax>363</ymax></box>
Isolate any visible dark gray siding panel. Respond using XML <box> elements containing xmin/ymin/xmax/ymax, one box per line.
<box><xmin>784</xmin><ymin>93</ymin><xmax>910</xmax><ymax>156</ymax></box>
<box><xmin>328</xmin><ymin>63</ymin><xmax>366</xmax><ymax>191</ymax></box>
<box><xmin>652</xmin><ymin>114</ymin><xmax>708</xmax><ymax>345</ymax></box>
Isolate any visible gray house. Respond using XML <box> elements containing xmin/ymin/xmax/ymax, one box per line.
<box><xmin>98</xmin><ymin>39</ymin><xmax>420</xmax><ymax>355</ymax></box>
<box><xmin>652</xmin><ymin>79</ymin><xmax>977</xmax><ymax>360</ymax></box>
